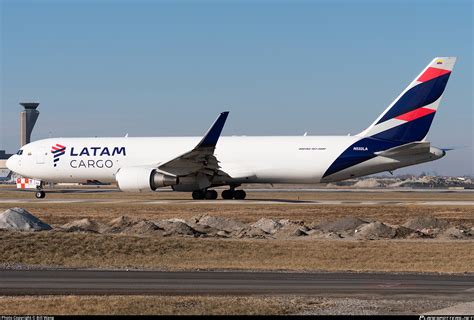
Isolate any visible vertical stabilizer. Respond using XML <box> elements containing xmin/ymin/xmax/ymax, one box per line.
<box><xmin>357</xmin><ymin>57</ymin><xmax>456</xmax><ymax>142</ymax></box>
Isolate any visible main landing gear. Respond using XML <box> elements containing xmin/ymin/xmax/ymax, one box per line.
<box><xmin>191</xmin><ymin>188</ymin><xmax>247</xmax><ymax>200</ymax></box>
<box><xmin>192</xmin><ymin>189</ymin><xmax>218</xmax><ymax>200</ymax></box>
<box><xmin>222</xmin><ymin>189</ymin><xmax>246</xmax><ymax>200</ymax></box>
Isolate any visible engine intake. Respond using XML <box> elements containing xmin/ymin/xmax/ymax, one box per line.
<box><xmin>116</xmin><ymin>167</ymin><xmax>178</xmax><ymax>192</ymax></box>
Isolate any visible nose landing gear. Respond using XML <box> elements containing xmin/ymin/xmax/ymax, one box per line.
<box><xmin>35</xmin><ymin>190</ymin><xmax>46</xmax><ymax>199</ymax></box>
<box><xmin>34</xmin><ymin>181</ymin><xmax>46</xmax><ymax>199</ymax></box>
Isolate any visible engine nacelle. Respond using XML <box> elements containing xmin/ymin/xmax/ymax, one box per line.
<box><xmin>116</xmin><ymin>167</ymin><xmax>178</xmax><ymax>192</ymax></box>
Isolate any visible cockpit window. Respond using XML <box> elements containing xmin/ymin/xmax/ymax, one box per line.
<box><xmin>16</xmin><ymin>150</ymin><xmax>23</xmax><ymax>155</ymax></box>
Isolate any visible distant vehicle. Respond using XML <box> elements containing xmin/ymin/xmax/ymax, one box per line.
<box><xmin>7</xmin><ymin>57</ymin><xmax>456</xmax><ymax>199</ymax></box>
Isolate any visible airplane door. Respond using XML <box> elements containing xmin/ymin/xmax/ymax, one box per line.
<box><xmin>36</xmin><ymin>147</ymin><xmax>46</xmax><ymax>164</ymax></box>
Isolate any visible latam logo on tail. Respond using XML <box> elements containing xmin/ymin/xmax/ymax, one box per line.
<box><xmin>51</xmin><ymin>144</ymin><xmax>66</xmax><ymax>167</ymax></box>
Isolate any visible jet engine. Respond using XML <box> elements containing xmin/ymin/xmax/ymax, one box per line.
<box><xmin>116</xmin><ymin>167</ymin><xmax>178</xmax><ymax>192</ymax></box>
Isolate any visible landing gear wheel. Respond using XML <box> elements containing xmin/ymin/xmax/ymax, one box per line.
<box><xmin>205</xmin><ymin>189</ymin><xmax>218</xmax><ymax>200</ymax></box>
<box><xmin>192</xmin><ymin>190</ymin><xmax>205</xmax><ymax>200</ymax></box>
<box><xmin>35</xmin><ymin>191</ymin><xmax>46</xmax><ymax>199</ymax></box>
<box><xmin>234</xmin><ymin>190</ymin><xmax>246</xmax><ymax>200</ymax></box>
<box><xmin>221</xmin><ymin>189</ymin><xmax>234</xmax><ymax>200</ymax></box>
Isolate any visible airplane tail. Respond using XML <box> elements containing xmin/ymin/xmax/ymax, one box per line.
<box><xmin>357</xmin><ymin>57</ymin><xmax>456</xmax><ymax>142</ymax></box>
<box><xmin>321</xmin><ymin>57</ymin><xmax>456</xmax><ymax>180</ymax></box>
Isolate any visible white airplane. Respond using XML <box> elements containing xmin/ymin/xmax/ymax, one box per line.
<box><xmin>7</xmin><ymin>57</ymin><xmax>456</xmax><ymax>200</ymax></box>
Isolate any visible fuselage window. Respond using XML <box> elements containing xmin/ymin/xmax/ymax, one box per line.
<box><xmin>16</xmin><ymin>150</ymin><xmax>23</xmax><ymax>155</ymax></box>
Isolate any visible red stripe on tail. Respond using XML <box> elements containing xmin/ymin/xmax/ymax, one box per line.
<box><xmin>418</xmin><ymin>67</ymin><xmax>450</xmax><ymax>82</ymax></box>
<box><xmin>395</xmin><ymin>107</ymin><xmax>436</xmax><ymax>122</ymax></box>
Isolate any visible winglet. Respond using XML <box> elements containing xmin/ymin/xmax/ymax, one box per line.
<box><xmin>197</xmin><ymin>111</ymin><xmax>229</xmax><ymax>148</ymax></box>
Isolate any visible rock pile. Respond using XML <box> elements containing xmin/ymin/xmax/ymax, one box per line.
<box><xmin>317</xmin><ymin>217</ymin><xmax>369</xmax><ymax>234</ymax></box>
<box><xmin>0</xmin><ymin>208</ymin><xmax>52</xmax><ymax>231</ymax></box>
<box><xmin>59</xmin><ymin>214</ymin><xmax>471</xmax><ymax>241</ymax></box>
<box><xmin>251</xmin><ymin>218</ymin><xmax>282</xmax><ymax>234</ymax></box>
<box><xmin>2</xmin><ymin>208</ymin><xmax>472</xmax><ymax>241</ymax></box>
<box><xmin>194</xmin><ymin>215</ymin><xmax>246</xmax><ymax>233</ymax></box>
<box><xmin>60</xmin><ymin>218</ymin><xmax>106</xmax><ymax>233</ymax></box>
<box><xmin>355</xmin><ymin>222</ymin><xmax>397</xmax><ymax>240</ymax></box>
<box><xmin>403</xmin><ymin>216</ymin><xmax>450</xmax><ymax>238</ymax></box>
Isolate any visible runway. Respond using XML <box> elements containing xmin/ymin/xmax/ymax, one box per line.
<box><xmin>0</xmin><ymin>198</ymin><xmax>473</xmax><ymax>206</ymax></box>
<box><xmin>0</xmin><ymin>187</ymin><xmax>472</xmax><ymax>205</ymax></box>
<box><xmin>1</xmin><ymin>270</ymin><xmax>473</xmax><ymax>297</ymax></box>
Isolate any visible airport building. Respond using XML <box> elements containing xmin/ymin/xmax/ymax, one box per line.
<box><xmin>0</xmin><ymin>150</ymin><xmax>13</xmax><ymax>182</ymax></box>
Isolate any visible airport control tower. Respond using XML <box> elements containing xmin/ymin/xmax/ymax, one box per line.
<box><xmin>19</xmin><ymin>102</ymin><xmax>40</xmax><ymax>147</ymax></box>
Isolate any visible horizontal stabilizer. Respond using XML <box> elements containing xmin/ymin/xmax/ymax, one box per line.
<box><xmin>375</xmin><ymin>141</ymin><xmax>430</xmax><ymax>157</ymax></box>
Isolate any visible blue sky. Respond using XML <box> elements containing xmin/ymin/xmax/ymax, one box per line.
<box><xmin>1</xmin><ymin>0</ymin><xmax>472</xmax><ymax>175</ymax></box>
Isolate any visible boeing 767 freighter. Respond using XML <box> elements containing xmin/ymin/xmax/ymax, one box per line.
<box><xmin>7</xmin><ymin>57</ymin><xmax>456</xmax><ymax>199</ymax></box>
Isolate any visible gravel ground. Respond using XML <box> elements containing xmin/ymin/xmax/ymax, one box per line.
<box><xmin>0</xmin><ymin>295</ymin><xmax>464</xmax><ymax>315</ymax></box>
<box><xmin>297</xmin><ymin>297</ymin><xmax>462</xmax><ymax>315</ymax></box>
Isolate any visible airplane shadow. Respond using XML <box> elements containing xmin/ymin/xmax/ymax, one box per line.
<box><xmin>247</xmin><ymin>198</ymin><xmax>315</xmax><ymax>204</ymax></box>
<box><xmin>11</xmin><ymin>188</ymin><xmax>118</xmax><ymax>194</ymax></box>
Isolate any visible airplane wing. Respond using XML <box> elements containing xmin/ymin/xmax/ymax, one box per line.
<box><xmin>375</xmin><ymin>141</ymin><xmax>430</xmax><ymax>157</ymax></box>
<box><xmin>157</xmin><ymin>112</ymin><xmax>229</xmax><ymax>177</ymax></box>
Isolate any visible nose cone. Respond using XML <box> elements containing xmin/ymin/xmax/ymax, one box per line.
<box><xmin>6</xmin><ymin>155</ymin><xmax>16</xmax><ymax>172</ymax></box>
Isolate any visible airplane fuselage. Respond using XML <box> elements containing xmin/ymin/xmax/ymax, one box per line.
<box><xmin>7</xmin><ymin>135</ymin><xmax>444</xmax><ymax>187</ymax></box>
